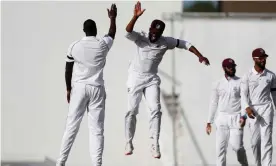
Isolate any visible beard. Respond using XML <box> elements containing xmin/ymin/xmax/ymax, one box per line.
<box><xmin>225</xmin><ymin>69</ymin><xmax>235</xmax><ymax>77</ymax></box>
<box><xmin>149</xmin><ymin>34</ymin><xmax>157</xmax><ymax>42</ymax></box>
<box><xmin>256</xmin><ymin>61</ymin><xmax>266</xmax><ymax>70</ymax></box>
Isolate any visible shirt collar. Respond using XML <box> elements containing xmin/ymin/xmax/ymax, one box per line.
<box><xmin>82</xmin><ymin>36</ymin><xmax>96</xmax><ymax>40</ymax></box>
<box><xmin>224</xmin><ymin>75</ymin><xmax>238</xmax><ymax>81</ymax></box>
<box><xmin>252</xmin><ymin>67</ymin><xmax>266</xmax><ymax>75</ymax></box>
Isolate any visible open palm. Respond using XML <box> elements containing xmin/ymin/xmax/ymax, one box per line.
<box><xmin>134</xmin><ymin>1</ymin><xmax>145</xmax><ymax>17</ymax></box>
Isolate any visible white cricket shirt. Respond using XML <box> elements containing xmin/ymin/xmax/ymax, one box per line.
<box><xmin>66</xmin><ymin>35</ymin><xmax>113</xmax><ymax>86</ymax></box>
<box><xmin>207</xmin><ymin>76</ymin><xmax>242</xmax><ymax>123</ymax></box>
<box><xmin>125</xmin><ymin>31</ymin><xmax>192</xmax><ymax>74</ymax></box>
<box><xmin>241</xmin><ymin>68</ymin><xmax>276</xmax><ymax>112</ymax></box>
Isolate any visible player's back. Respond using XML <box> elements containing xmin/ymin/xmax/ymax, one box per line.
<box><xmin>69</xmin><ymin>36</ymin><xmax>113</xmax><ymax>86</ymax></box>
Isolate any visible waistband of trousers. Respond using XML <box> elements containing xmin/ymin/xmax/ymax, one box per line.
<box><xmin>128</xmin><ymin>70</ymin><xmax>158</xmax><ymax>77</ymax></box>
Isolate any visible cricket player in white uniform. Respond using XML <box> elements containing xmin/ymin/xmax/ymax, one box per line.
<box><xmin>124</xmin><ymin>1</ymin><xmax>210</xmax><ymax>159</ymax></box>
<box><xmin>206</xmin><ymin>58</ymin><xmax>248</xmax><ymax>166</ymax></box>
<box><xmin>241</xmin><ymin>48</ymin><xmax>276</xmax><ymax>166</ymax></box>
<box><xmin>56</xmin><ymin>4</ymin><xmax>117</xmax><ymax>166</ymax></box>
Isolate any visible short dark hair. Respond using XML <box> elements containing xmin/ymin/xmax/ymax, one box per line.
<box><xmin>83</xmin><ymin>19</ymin><xmax>97</xmax><ymax>34</ymax></box>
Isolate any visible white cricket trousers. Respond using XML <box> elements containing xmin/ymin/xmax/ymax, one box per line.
<box><xmin>125</xmin><ymin>72</ymin><xmax>162</xmax><ymax>144</ymax></box>
<box><xmin>215</xmin><ymin>112</ymin><xmax>248</xmax><ymax>166</ymax></box>
<box><xmin>56</xmin><ymin>83</ymin><xmax>106</xmax><ymax>166</ymax></box>
<box><xmin>248</xmin><ymin>103</ymin><xmax>274</xmax><ymax>166</ymax></box>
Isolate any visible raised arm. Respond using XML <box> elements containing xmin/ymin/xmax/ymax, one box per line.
<box><xmin>107</xmin><ymin>4</ymin><xmax>117</xmax><ymax>39</ymax></box>
<box><xmin>126</xmin><ymin>1</ymin><xmax>145</xmax><ymax>33</ymax></box>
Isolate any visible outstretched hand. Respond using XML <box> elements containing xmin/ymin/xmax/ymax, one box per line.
<box><xmin>107</xmin><ymin>3</ymin><xmax>117</xmax><ymax>19</ymax></box>
<box><xmin>199</xmin><ymin>56</ymin><xmax>210</xmax><ymax>66</ymax></box>
<box><xmin>134</xmin><ymin>1</ymin><xmax>145</xmax><ymax>17</ymax></box>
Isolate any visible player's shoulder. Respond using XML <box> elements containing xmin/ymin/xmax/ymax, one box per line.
<box><xmin>159</xmin><ymin>36</ymin><xmax>176</xmax><ymax>46</ymax></box>
<box><xmin>160</xmin><ymin>36</ymin><xmax>173</xmax><ymax>41</ymax></box>
<box><xmin>243</xmin><ymin>68</ymin><xmax>253</xmax><ymax>77</ymax></box>
<box><xmin>212</xmin><ymin>79</ymin><xmax>222</xmax><ymax>88</ymax></box>
<box><xmin>233</xmin><ymin>76</ymin><xmax>241</xmax><ymax>82</ymax></box>
<box><xmin>140</xmin><ymin>30</ymin><xmax>148</xmax><ymax>37</ymax></box>
<box><xmin>69</xmin><ymin>40</ymin><xmax>81</xmax><ymax>48</ymax></box>
<box><xmin>265</xmin><ymin>69</ymin><xmax>276</xmax><ymax>76</ymax></box>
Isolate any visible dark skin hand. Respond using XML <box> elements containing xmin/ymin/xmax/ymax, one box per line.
<box><xmin>206</xmin><ymin>123</ymin><xmax>212</xmax><ymax>135</ymax></box>
<box><xmin>107</xmin><ymin>4</ymin><xmax>117</xmax><ymax>39</ymax></box>
<box><xmin>189</xmin><ymin>46</ymin><xmax>210</xmax><ymax>66</ymax></box>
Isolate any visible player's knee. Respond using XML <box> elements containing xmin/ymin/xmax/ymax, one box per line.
<box><xmin>149</xmin><ymin>103</ymin><xmax>161</xmax><ymax>113</ymax></box>
<box><xmin>126</xmin><ymin>108</ymin><xmax>138</xmax><ymax>117</ymax></box>
<box><xmin>251</xmin><ymin>137</ymin><xmax>261</xmax><ymax>147</ymax></box>
<box><xmin>150</xmin><ymin>107</ymin><xmax>162</xmax><ymax>118</ymax></box>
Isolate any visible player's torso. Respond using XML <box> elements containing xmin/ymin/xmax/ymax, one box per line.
<box><xmin>247</xmin><ymin>69</ymin><xmax>274</xmax><ymax>104</ymax></box>
<box><xmin>71</xmin><ymin>38</ymin><xmax>108</xmax><ymax>85</ymax></box>
<box><xmin>217</xmin><ymin>77</ymin><xmax>241</xmax><ymax>112</ymax></box>
<box><xmin>130</xmin><ymin>35</ymin><xmax>168</xmax><ymax>74</ymax></box>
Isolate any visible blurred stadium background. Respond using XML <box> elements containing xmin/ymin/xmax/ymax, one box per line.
<box><xmin>1</xmin><ymin>1</ymin><xmax>276</xmax><ymax>166</ymax></box>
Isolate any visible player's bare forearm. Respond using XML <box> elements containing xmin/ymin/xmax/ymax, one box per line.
<box><xmin>188</xmin><ymin>46</ymin><xmax>210</xmax><ymax>65</ymax></box>
<box><xmin>65</xmin><ymin>62</ymin><xmax>74</xmax><ymax>91</ymax></box>
<box><xmin>126</xmin><ymin>16</ymin><xmax>139</xmax><ymax>32</ymax></box>
<box><xmin>189</xmin><ymin>46</ymin><xmax>203</xmax><ymax>58</ymax></box>
<box><xmin>108</xmin><ymin>18</ymin><xmax>116</xmax><ymax>39</ymax></box>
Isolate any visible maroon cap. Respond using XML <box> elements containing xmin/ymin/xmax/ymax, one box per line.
<box><xmin>222</xmin><ymin>58</ymin><xmax>237</xmax><ymax>68</ymax></box>
<box><xmin>150</xmin><ymin>19</ymin><xmax>165</xmax><ymax>31</ymax></box>
<box><xmin>252</xmin><ymin>48</ymin><xmax>268</xmax><ymax>58</ymax></box>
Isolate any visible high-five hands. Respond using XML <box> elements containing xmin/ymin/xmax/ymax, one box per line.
<box><xmin>134</xmin><ymin>1</ymin><xmax>146</xmax><ymax>17</ymax></box>
<box><xmin>107</xmin><ymin>4</ymin><xmax>117</xmax><ymax>19</ymax></box>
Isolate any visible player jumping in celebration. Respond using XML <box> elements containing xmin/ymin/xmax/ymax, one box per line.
<box><xmin>241</xmin><ymin>48</ymin><xmax>276</xmax><ymax>166</ymax></box>
<box><xmin>124</xmin><ymin>1</ymin><xmax>210</xmax><ymax>159</ymax></box>
<box><xmin>56</xmin><ymin>4</ymin><xmax>117</xmax><ymax>166</ymax></box>
<box><xmin>206</xmin><ymin>58</ymin><xmax>248</xmax><ymax>166</ymax></box>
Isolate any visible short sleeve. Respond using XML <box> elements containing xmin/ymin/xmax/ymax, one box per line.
<box><xmin>164</xmin><ymin>37</ymin><xmax>192</xmax><ymax>50</ymax></box>
<box><xmin>125</xmin><ymin>31</ymin><xmax>142</xmax><ymax>42</ymax></box>
<box><xmin>102</xmin><ymin>35</ymin><xmax>114</xmax><ymax>50</ymax></box>
<box><xmin>164</xmin><ymin>37</ymin><xmax>178</xmax><ymax>50</ymax></box>
<box><xmin>66</xmin><ymin>41</ymin><xmax>79</xmax><ymax>62</ymax></box>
